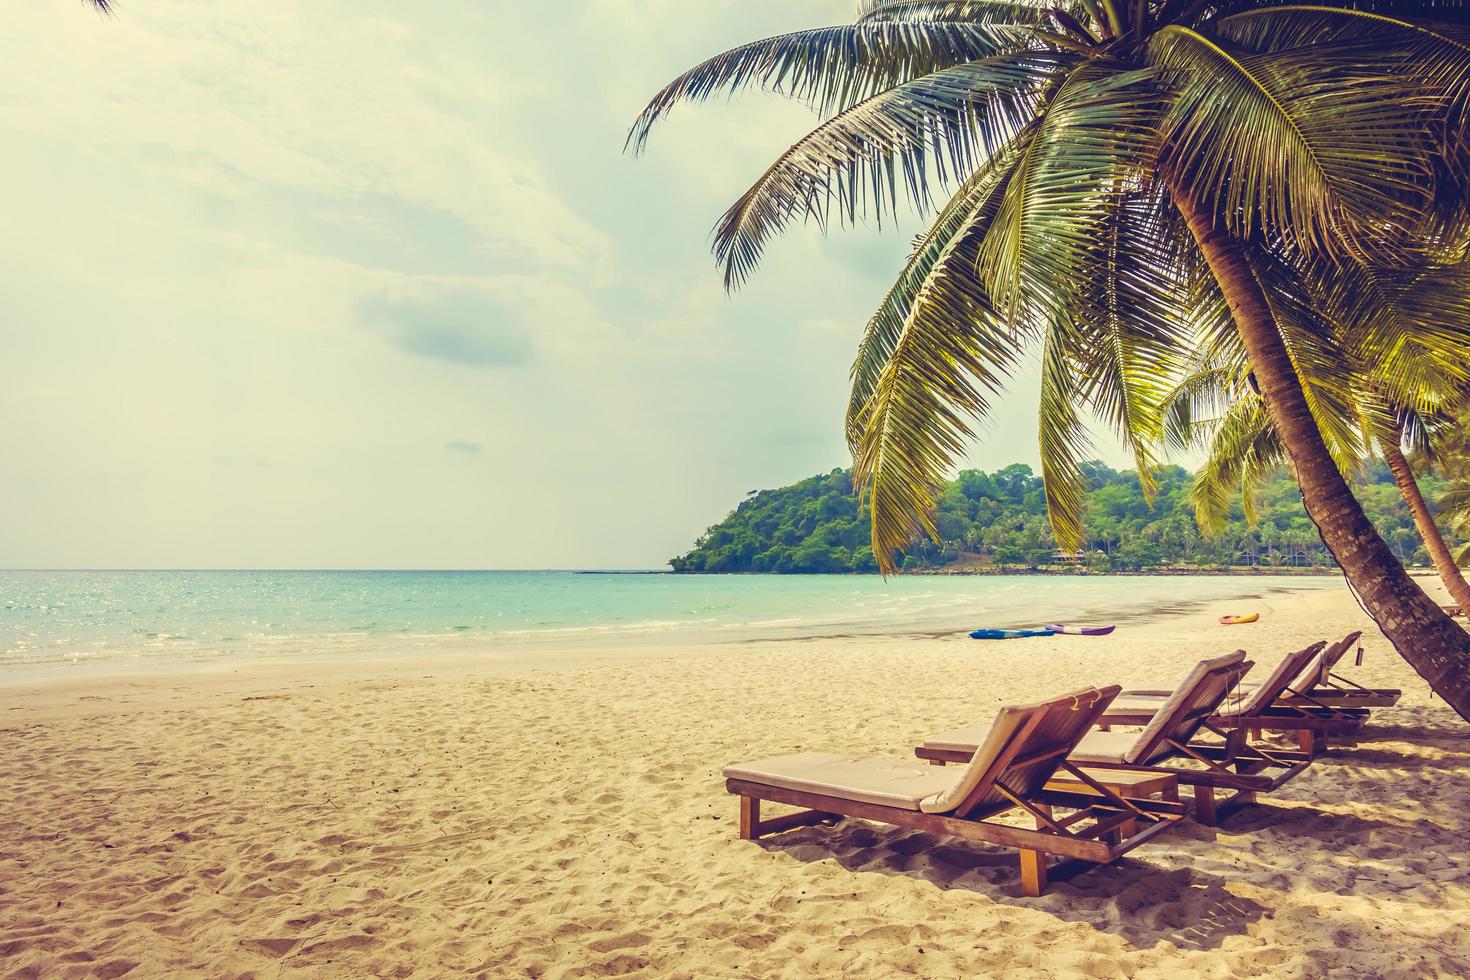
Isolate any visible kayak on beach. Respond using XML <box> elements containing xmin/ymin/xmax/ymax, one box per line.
<box><xmin>1219</xmin><ymin>613</ymin><xmax>1260</xmax><ymax>625</ymax></box>
<box><xmin>1043</xmin><ymin>624</ymin><xmax>1117</xmax><ymax>636</ymax></box>
<box><xmin>969</xmin><ymin>628</ymin><xmax>1056</xmax><ymax>640</ymax></box>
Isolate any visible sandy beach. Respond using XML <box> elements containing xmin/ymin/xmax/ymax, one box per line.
<box><xmin>4</xmin><ymin>581</ymin><xmax>1470</xmax><ymax>978</ymax></box>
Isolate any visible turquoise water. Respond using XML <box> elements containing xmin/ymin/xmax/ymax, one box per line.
<box><xmin>0</xmin><ymin>570</ymin><xmax>1344</xmax><ymax>679</ymax></box>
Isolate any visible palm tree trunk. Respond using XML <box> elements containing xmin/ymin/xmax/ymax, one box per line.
<box><xmin>1171</xmin><ymin>186</ymin><xmax>1470</xmax><ymax>722</ymax></box>
<box><xmin>1381</xmin><ymin>422</ymin><xmax>1470</xmax><ymax>615</ymax></box>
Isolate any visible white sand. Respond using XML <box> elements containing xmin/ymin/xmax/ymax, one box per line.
<box><xmin>3</xmin><ymin>582</ymin><xmax>1470</xmax><ymax>977</ymax></box>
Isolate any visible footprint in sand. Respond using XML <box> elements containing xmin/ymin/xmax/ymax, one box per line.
<box><xmin>586</xmin><ymin>932</ymin><xmax>653</xmax><ymax>955</ymax></box>
<box><xmin>240</xmin><ymin>936</ymin><xmax>307</xmax><ymax>958</ymax></box>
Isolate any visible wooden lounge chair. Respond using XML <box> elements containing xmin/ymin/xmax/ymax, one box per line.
<box><xmin>917</xmin><ymin>651</ymin><xmax>1314</xmax><ymax>825</ymax></box>
<box><xmin>1135</xmin><ymin>633</ymin><xmax>1389</xmax><ymax>709</ymax></box>
<box><xmin>1270</xmin><ymin>631</ymin><xmax>1400</xmax><ymax>709</ymax></box>
<box><xmin>724</xmin><ymin>686</ymin><xmax>1184</xmax><ymax>896</ymax></box>
<box><xmin>1106</xmin><ymin>639</ymin><xmax>1369</xmax><ymax>755</ymax></box>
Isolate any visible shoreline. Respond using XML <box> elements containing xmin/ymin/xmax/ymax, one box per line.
<box><xmin>0</xmin><ymin>574</ymin><xmax>1349</xmax><ymax>692</ymax></box>
<box><xmin>672</xmin><ymin>566</ymin><xmax>1365</xmax><ymax>576</ymax></box>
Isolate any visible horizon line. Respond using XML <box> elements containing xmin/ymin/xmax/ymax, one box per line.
<box><xmin>0</xmin><ymin>567</ymin><xmax>671</xmax><ymax>574</ymax></box>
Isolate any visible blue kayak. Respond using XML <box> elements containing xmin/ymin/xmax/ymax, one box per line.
<box><xmin>969</xmin><ymin>628</ymin><xmax>1056</xmax><ymax>640</ymax></box>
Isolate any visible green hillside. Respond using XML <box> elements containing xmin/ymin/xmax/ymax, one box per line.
<box><xmin>671</xmin><ymin>462</ymin><xmax>1448</xmax><ymax>574</ymax></box>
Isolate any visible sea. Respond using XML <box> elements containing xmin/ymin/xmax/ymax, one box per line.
<box><xmin>0</xmin><ymin>570</ymin><xmax>1346</xmax><ymax>680</ymax></box>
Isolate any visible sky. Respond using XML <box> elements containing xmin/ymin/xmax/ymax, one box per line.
<box><xmin>0</xmin><ymin>0</ymin><xmax>1138</xmax><ymax>569</ymax></box>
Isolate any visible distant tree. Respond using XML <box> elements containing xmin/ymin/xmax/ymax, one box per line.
<box><xmin>670</xmin><ymin>462</ymin><xmax>1439</xmax><ymax>578</ymax></box>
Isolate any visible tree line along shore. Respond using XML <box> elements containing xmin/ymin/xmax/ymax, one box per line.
<box><xmin>671</xmin><ymin>464</ymin><xmax>1453</xmax><ymax>575</ymax></box>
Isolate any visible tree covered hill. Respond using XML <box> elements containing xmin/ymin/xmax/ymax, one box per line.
<box><xmin>670</xmin><ymin>462</ymin><xmax>1449</xmax><ymax>574</ymax></box>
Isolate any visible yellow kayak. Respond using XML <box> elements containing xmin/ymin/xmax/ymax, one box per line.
<box><xmin>1219</xmin><ymin>613</ymin><xmax>1260</xmax><ymax>625</ymax></box>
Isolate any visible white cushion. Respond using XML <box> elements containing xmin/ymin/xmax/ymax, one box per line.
<box><xmin>918</xmin><ymin>703</ymin><xmax>1034</xmax><ymax>814</ymax></box>
<box><xmin>1069</xmin><ymin>729</ymin><xmax>1139</xmax><ymax>764</ymax></box>
<box><xmin>1125</xmin><ymin>649</ymin><xmax>1246</xmax><ymax>764</ymax></box>
<box><xmin>922</xmin><ymin>703</ymin><xmax>1147</xmax><ymax>766</ymax></box>
<box><xmin>1229</xmin><ymin>643</ymin><xmax>1320</xmax><ymax>715</ymax></box>
<box><xmin>726</xmin><ymin>698</ymin><xmax>1044</xmax><ymax>816</ymax></box>
<box><xmin>1235</xmin><ymin>634</ymin><xmax>1359</xmax><ymax>699</ymax></box>
<box><xmin>1107</xmin><ymin>694</ymin><xmax>1169</xmax><ymax>714</ymax></box>
<box><xmin>1292</xmin><ymin>651</ymin><xmax>1329</xmax><ymax>692</ymax></box>
<box><xmin>724</xmin><ymin>752</ymin><xmax>959</xmax><ymax>810</ymax></box>
<box><xmin>922</xmin><ymin>724</ymin><xmax>993</xmax><ymax>755</ymax></box>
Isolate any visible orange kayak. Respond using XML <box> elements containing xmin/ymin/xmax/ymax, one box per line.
<box><xmin>1219</xmin><ymin>613</ymin><xmax>1260</xmax><ymax>625</ymax></box>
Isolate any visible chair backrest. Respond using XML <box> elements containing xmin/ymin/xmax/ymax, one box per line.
<box><xmin>1127</xmin><ymin>651</ymin><xmax>1250</xmax><ymax>765</ymax></box>
<box><xmin>921</xmin><ymin>685</ymin><xmax>1122</xmax><ymax>818</ymax></box>
<box><xmin>1293</xmin><ymin>637</ymin><xmax>1358</xmax><ymax>690</ymax></box>
<box><xmin>1305</xmin><ymin>630</ymin><xmax>1363</xmax><ymax>688</ymax></box>
<box><xmin>1232</xmin><ymin>641</ymin><xmax>1327</xmax><ymax>714</ymax></box>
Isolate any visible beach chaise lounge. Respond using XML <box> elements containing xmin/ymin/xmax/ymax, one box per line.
<box><xmin>1135</xmin><ymin>634</ymin><xmax>1379</xmax><ymax>709</ymax></box>
<box><xmin>1268</xmin><ymin>631</ymin><xmax>1400</xmax><ymax>709</ymax></box>
<box><xmin>1104</xmin><ymin>638</ymin><xmax>1369</xmax><ymax>755</ymax></box>
<box><xmin>916</xmin><ymin>650</ymin><xmax>1315</xmax><ymax>825</ymax></box>
<box><xmin>724</xmin><ymin>686</ymin><xmax>1184</xmax><ymax>896</ymax></box>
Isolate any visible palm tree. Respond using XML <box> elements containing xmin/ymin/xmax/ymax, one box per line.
<box><xmin>1382</xmin><ymin>412</ymin><xmax>1470</xmax><ymax>612</ymax></box>
<box><xmin>1440</xmin><ymin>482</ymin><xmax>1470</xmax><ymax>570</ymax></box>
<box><xmin>1428</xmin><ymin>403</ymin><xmax>1470</xmax><ymax>575</ymax></box>
<box><xmin>632</xmin><ymin>0</ymin><xmax>1470</xmax><ymax>718</ymax></box>
<box><xmin>1165</xmin><ymin>280</ymin><xmax>1470</xmax><ymax>617</ymax></box>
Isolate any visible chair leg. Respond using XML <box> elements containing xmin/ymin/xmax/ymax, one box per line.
<box><xmin>739</xmin><ymin>796</ymin><xmax>759</xmax><ymax>840</ymax></box>
<box><xmin>1215</xmin><ymin>789</ymin><xmax>1256</xmax><ymax>822</ymax></box>
<box><xmin>1297</xmin><ymin>729</ymin><xmax>1323</xmax><ymax>755</ymax></box>
<box><xmin>1019</xmin><ymin>849</ymin><xmax>1047</xmax><ymax>897</ymax></box>
<box><xmin>929</xmin><ymin>759</ymin><xmax>946</xmax><ymax>766</ymax></box>
<box><xmin>1194</xmin><ymin>786</ymin><xmax>1218</xmax><ymax>826</ymax></box>
<box><xmin>1110</xmin><ymin>818</ymin><xmax>1137</xmax><ymax>845</ymax></box>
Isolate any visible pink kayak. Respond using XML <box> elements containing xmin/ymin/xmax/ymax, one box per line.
<box><xmin>1044</xmin><ymin>623</ymin><xmax>1116</xmax><ymax>636</ymax></box>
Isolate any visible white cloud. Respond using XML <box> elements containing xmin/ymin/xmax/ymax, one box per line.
<box><xmin>0</xmin><ymin>2</ymin><xmax>612</xmax><ymax>282</ymax></box>
<box><xmin>0</xmin><ymin>0</ymin><xmax>1095</xmax><ymax>569</ymax></box>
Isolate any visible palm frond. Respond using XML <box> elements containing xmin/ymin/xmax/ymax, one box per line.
<box><xmin>1216</xmin><ymin>7</ymin><xmax>1470</xmax><ymax>221</ymax></box>
<box><xmin>858</xmin><ymin>0</ymin><xmax>1056</xmax><ymax>24</ymax></box>
<box><xmin>847</xmin><ymin>135</ymin><xmax>1034</xmax><ymax>454</ymax></box>
<box><xmin>1305</xmin><ymin>258</ymin><xmax>1470</xmax><ymax>416</ymax></box>
<box><xmin>976</xmin><ymin>62</ymin><xmax>1168</xmax><ymax>324</ymax></box>
<box><xmin>1037</xmin><ymin>321</ymin><xmax>1095</xmax><ymax>551</ymax></box>
<box><xmin>1182</xmin><ymin>256</ymin><xmax>1248</xmax><ymax>369</ymax></box>
<box><xmin>1359</xmin><ymin>394</ymin><xmax>1409</xmax><ymax>460</ymax></box>
<box><xmin>1215</xmin><ymin>7</ymin><xmax>1470</xmax><ymax>116</ymax></box>
<box><xmin>1191</xmin><ymin>396</ymin><xmax>1285</xmax><ymax>533</ymax></box>
<box><xmin>1398</xmin><ymin>404</ymin><xmax>1438</xmax><ymax>459</ymax></box>
<box><xmin>1212</xmin><ymin>0</ymin><xmax>1470</xmax><ymax>25</ymax></box>
<box><xmin>1149</xmin><ymin>27</ymin><xmax>1439</xmax><ymax>261</ymax></box>
<box><xmin>1202</xmin><ymin>240</ymin><xmax>1470</xmax><ymax>438</ymax></box>
<box><xmin>627</xmin><ymin>21</ymin><xmax>1033</xmax><ymax>151</ymax></box>
<box><xmin>713</xmin><ymin>53</ymin><xmax>1073</xmax><ymax>288</ymax></box>
<box><xmin>850</xmin><ymin>135</ymin><xmax>1036</xmax><ymax>573</ymax></box>
<box><xmin>1069</xmin><ymin>188</ymin><xmax>1192</xmax><ymax>499</ymax></box>
<box><xmin>1439</xmin><ymin>484</ymin><xmax>1470</xmax><ymax>520</ymax></box>
<box><xmin>1161</xmin><ymin>354</ymin><xmax>1249</xmax><ymax>453</ymax></box>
